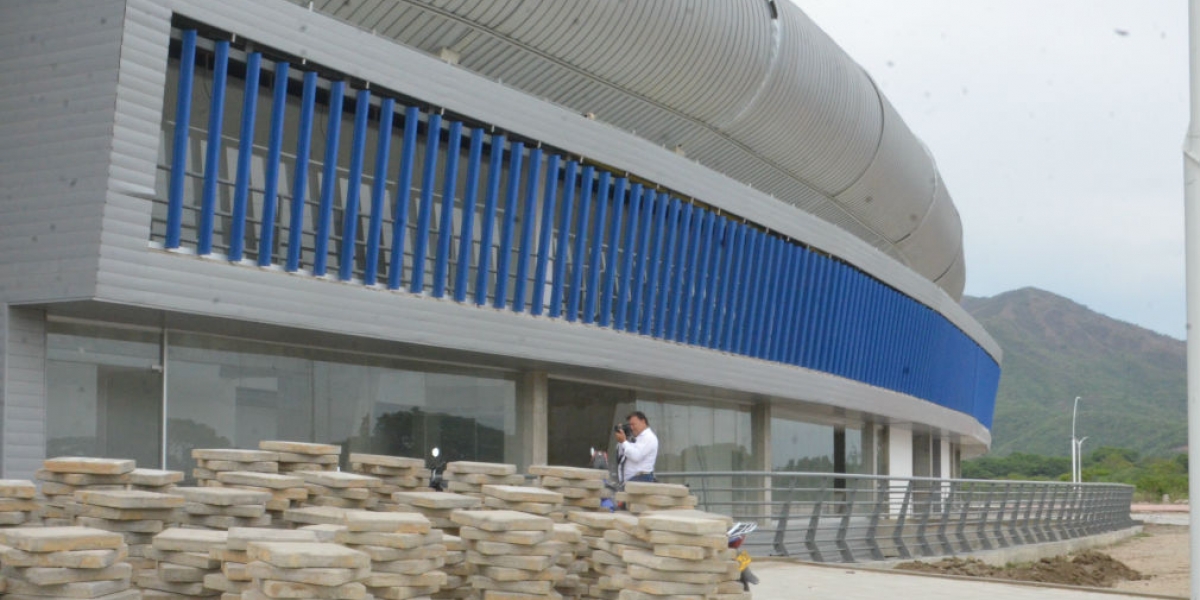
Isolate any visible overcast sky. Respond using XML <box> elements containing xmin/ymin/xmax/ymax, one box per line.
<box><xmin>794</xmin><ymin>0</ymin><xmax>1189</xmax><ymax>340</ymax></box>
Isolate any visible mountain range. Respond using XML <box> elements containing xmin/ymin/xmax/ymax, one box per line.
<box><xmin>961</xmin><ymin>287</ymin><xmax>1185</xmax><ymax>457</ymax></box>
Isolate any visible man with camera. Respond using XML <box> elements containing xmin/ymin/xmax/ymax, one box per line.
<box><xmin>614</xmin><ymin>411</ymin><xmax>658</xmax><ymax>483</ymax></box>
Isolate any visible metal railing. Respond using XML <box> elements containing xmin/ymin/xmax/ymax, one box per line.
<box><xmin>656</xmin><ymin>471</ymin><xmax>1136</xmax><ymax>563</ymax></box>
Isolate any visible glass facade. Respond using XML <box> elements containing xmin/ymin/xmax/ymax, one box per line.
<box><xmin>636</xmin><ymin>395</ymin><xmax>754</xmax><ymax>473</ymax></box>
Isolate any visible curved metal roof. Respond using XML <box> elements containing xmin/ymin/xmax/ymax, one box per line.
<box><xmin>296</xmin><ymin>0</ymin><xmax>966</xmax><ymax>298</ymax></box>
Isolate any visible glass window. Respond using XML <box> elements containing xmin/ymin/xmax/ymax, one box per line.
<box><xmin>771</xmin><ymin>417</ymin><xmax>834</xmax><ymax>472</ymax></box>
<box><xmin>47</xmin><ymin>322</ymin><xmax>163</xmax><ymax>468</ymax></box>
<box><xmin>636</xmin><ymin>395</ymin><xmax>754</xmax><ymax>472</ymax></box>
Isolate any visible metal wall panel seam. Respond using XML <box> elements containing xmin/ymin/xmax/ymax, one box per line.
<box><xmin>195</xmin><ymin>40</ymin><xmax>228</xmax><ymax>257</ymax></box>
<box><xmin>549</xmin><ymin>160</ymin><xmax>578</xmax><ymax>319</ymax></box>
<box><xmin>388</xmin><ymin>105</ymin><xmax>421</xmax><ymax>290</ymax></box>
<box><xmin>364</xmin><ymin>98</ymin><xmax>396</xmax><ymax>285</ymax></box>
<box><xmin>473</xmin><ymin>132</ymin><xmax>505</xmax><ymax>306</ymax></box>
<box><xmin>630</xmin><ymin>187</ymin><xmax>656</xmax><ymax>334</ymax></box>
<box><xmin>493</xmin><ymin>140</ymin><xmax>525</xmax><ymax>309</ymax></box>
<box><xmin>227</xmin><ymin>52</ymin><xmax>261</xmax><ymax>264</ymax></box>
<box><xmin>565</xmin><ymin>164</ymin><xmax>592</xmax><ymax>322</ymax></box>
<box><xmin>649</xmin><ymin>195</ymin><xmax>677</xmax><ymax>338</ymax></box>
<box><xmin>530</xmin><ymin>153</ymin><xmax>561</xmax><ymax>316</ymax></box>
<box><xmin>581</xmin><ymin>171</ymin><xmax>609</xmax><ymax>325</ymax></box>
<box><xmin>598</xmin><ymin>177</ymin><xmax>626</xmax><ymax>328</ymax></box>
<box><xmin>454</xmin><ymin>127</ymin><xmax>485</xmax><ymax>303</ymax></box>
<box><xmin>512</xmin><ymin>146</ymin><xmax>543</xmax><ymax>313</ymax></box>
<box><xmin>411</xmin><ymin>111</ymin><xmax>442</xmax><ymax>293</ymax></box>
<box><xmin>312</xmin><ymin>80</ymin><xmax>345</xmax><ymax>277</ymax></box>
<box><xmin>433</xmin><ymin>120</ymin><xmax>463</xmax><ymax>298</ymax></box>
<box><xmin>258</xmin><ymin>61</ymin><xmax>290</xmax><ymax>268</ymax></box>
<box><xmin>340</xmin><ymin>88</ymin><xmax>372</xmax><ymax>282</ymax></box>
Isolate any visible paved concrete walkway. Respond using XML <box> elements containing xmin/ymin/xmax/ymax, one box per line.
<box><xmin>751</xmin><ymin>561</ymin><xmax>1170</xmax><ymax>599</ymax></box>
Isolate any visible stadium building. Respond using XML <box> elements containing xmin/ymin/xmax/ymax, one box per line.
<box><xmin>0</xmin><ymin>0</ymin><xmax>1000</xmax><ymax>482</ymax></box>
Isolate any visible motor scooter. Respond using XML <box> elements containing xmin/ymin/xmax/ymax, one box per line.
<box><xmin>727</xmin><ymin>521</ymin><xmax>759</xmax><ymax>590</ymax></box>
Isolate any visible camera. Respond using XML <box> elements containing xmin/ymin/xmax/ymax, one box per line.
<box><xmin>614</xmin><ymin>422</ymin><xmax>633</xmax><ymax>438</ymax></box>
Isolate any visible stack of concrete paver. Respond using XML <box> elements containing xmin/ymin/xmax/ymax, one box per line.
<box><xmin>0</xmin><ymin>479</ymin><xmax>39</xmax><ymax>527</ymax></box>
<box><xmin>612</xmin><ymin>511</ymin><xmax>735</xmax><ymax>600</ymax></box>
<box><xmin>174</xmin><ymin>487</ymin><xmax>272</xmax><ymax>530</ymax></box>
<box><xmin>528</xmin><ymin>465</ymin><xmax>608</xmax><ymax>516</ymax></box>
<box><xmin>258</xmin><ymin>441</ymin><xmax>340</xmax><ymax>473</ymax></box>
<box><xmin>243</xmin><ymin>541</ymin><xmax>370</xmax><ymax>600</ymax></box>
<box><xmin>282</xmin><ymin>505</ymin><xmax>349</xmax><ymax>530</ymax></box>
<box><xmin>206</xmin><ymin>527</ymin><xmax>323</xmax><ymax>598</ymax></box>
<box><xmin>614</xmin><ymin>481</ymin><xmax>697</xmax><ymax>515</ymax></box>
<box><xmin>214</xmin><ymin>471</ymin><xmax>308</xmax><ymax>525</ymax></box>
<box><xmin>138</xmin><ymin>527</ymin><xmax>228</xmax><ymax>598</ymax></box>
<box><xmin>298</xmin><ymin>471</ymin><xmax>380</xmax><ymax>510</ymax></box>
<box><xmin>130</xmin><ymin>469</ymin><xmax>185</xmax><ymax>494</ymax></box>
<box><xmin>480</xmin><ymin>485</ymin><xmax>564</xmax><ymax>521</ymax></box>
<box><xmin>336</xmin><ymin>509</ymin><xmax>447</xmax><ymax>600</ymax></box>
<box><xmin>441</xmin><ymin>462</ymin><xmax>524</xmax><ymax>497</ymax></box>
<box><xmin>0</xmin><ymin>526</ymin><xmax>135</xmax><ymax>600</ymax></box>
<box><xmin>72</xmin><ymin>490</ymin><xmax>185</xmax><ymax>571</ymax></box>
<box><xmin>348</xmin><ymin>453</ymin><xmax>429</xmax><ymax>509</ymax></box>
<box><xmin>565</xmin><ymin>511</ymin><xmax>620</xmax><ymax>600</ymax></box>
<box><xmin>551</xmin><ymin>523</ymin><xmax>588</xmax><ymax>600</ymax></box>
<box><xmin>592</xmin><ymin>514</ymin><xmax>644</xmax><ymax>599</ymax></box>
<box><xmin>390</xmin><ymin>491</ymin><xmax>481</xmax><ymax>533</ymax></box>
<box><xmin>454</xmin><ymin>509</ymin><xmax>565</xmax><ymax>599</ymax></box>
<box><xmin>37</xmin><ymin>457</ymin><xmax>136</xmax><ymax>526</ymax></box>
<box><xmin>191</xmin><ymin>450</ymin><xmax>280</xmax><ymax>487</ymax></box>
<box><xmin>432</xmin><ymin>533</ymin><xmax>471</xmax><ymax>600</ymax></box>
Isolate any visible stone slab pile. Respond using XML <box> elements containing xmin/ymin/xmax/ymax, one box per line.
<box><xmin>0</xmin><ymin>526</ymin><xmax>136</xmax><ymax>600</ymax></box>
<box><xmin>528</xmin><ymin>466</ymin><xmax>608</xmax><ymax>516</ymax></box>
<box><xmin>37</xmin><ymin>457</ymin><xmax>136</xmax><ymax>526</ymax></box>
<box><xmin>614</xmin><ymin>482</ymin><xmax>697</xmax><ymax>515</ymax></box>
<box><xmin>242</xmin><ymin>541</ymin><xmax>370</xmax><ymax>600</ymax></box>
<box><xmin>139</xmin><ymin>527</ymin><xmax>228</xmax><ymax>598</ymax></box>
<box><xmin>348</xmin><ymin>454</ymin><xmax>429</xmax><ymax>508</ymax></box>
<box><xmin>551</xmin><ymin>523</ymin><xmax>587</xmax><ymax>600</ymax></box>
<box><xmin>174</xmin><ymin>487</ymin><xmax>272</xmax><ymax>530</ymax></box>
<box><xmin>390</xmin><ymin>491</ymin><xmax>480</xmax><ymax>533</ymax></box>
<box><xmin>610</xmin><ymin>511</ymin><xmax>735</xmax><ymax>600</ymax></box>
<box><xmin>72</xmin><ymin>490</ymin><xmax>186</xmax><ymax>570</ymax></box>
<box><xmin>592</xmin><ymin>514</ymin><xmax>644</xmax><ymax>599</ymax></box>
<box><xmin>454</xmin><ymin>509</ymin><xmax>567</xmax><ymax>600</ymax></box>
<box><xmin>336</xmin><ymin>509</ymin><xmax>448</xmax><ymax>600</ymax></box>
<box><xmin>565</xmin><ymin>512</ymin><xmax>620</xmax><ymax>600</ymax></box>
<box><xmin>0</xmin><ymin>479</ymin><xmax>39</xmax><ymax>528</ymax></box>
<box><xmin>192</xmin><ymin>450</ymin><xmax>281</xmax><ymax>487</ymax></box>
<box><xmin>299</xmin><ymin>471</ymin><xmax>381</xmax><ymax>510</ymax></box>
<box><xmin>441</xmin><ymin>462</ymin><xmax>523</xmax><ymax>497</ymax></box>
<box><xmin>258</xmin><ymin>441</ymin><xmax>340</xmax><ymax>474</ymax></box>
<box><xmin>207</xmin><ymin>527</ymin><xmax>324</xmax><ymax>599</ymax></box>
<box><xmin>480</xmin><ymin>485</ymin><xmax>564</xmax><ymax>522</ymax></box>
<box><xmin>130</xmin><ymin>469</ymin><xmax>186</xmax><ymax>494</ymax></box>
<box><xmin>215</xmin><ymin>471</ymin><xmax>308</xmax><ymax>524</ymax></box>
<box><xmin>282</xmin><ymin>505</ymin><xmax>349</xmax><ymax>530</ymax></box>
<box><xmin>432</xmin><ymin>533</ymin><xmax>471</xmax><ymax>600</ymax></box>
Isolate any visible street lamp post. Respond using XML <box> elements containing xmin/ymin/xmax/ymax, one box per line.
<box><xmin>1075</xmin><ymin>436</ymin><xmax>1089</xmax><ymax>483</ymax></box>
<box><xmin>1071</xmin><ymin>396</ymin><xmax>1082</xmax><ymax>483</ymax></box>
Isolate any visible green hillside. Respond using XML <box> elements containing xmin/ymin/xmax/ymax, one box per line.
<box><xmin>962</xmin><ymin>288</ymin><xmax>1185</xmax><ymax>457</ymax></box>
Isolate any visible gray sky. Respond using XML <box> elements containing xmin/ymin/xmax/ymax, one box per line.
<box><xmin>795</xmin><ymin>0</ymin><xmax>1189</xmax><ymax>339</ymax></box>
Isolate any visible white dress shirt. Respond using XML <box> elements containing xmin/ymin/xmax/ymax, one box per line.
<box><xmin>619</xmin><ymin>427</ymin><xmax>658</xmax><ymax>482</ymax></box>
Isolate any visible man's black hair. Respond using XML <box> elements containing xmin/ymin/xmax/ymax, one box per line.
<box><xmin>626</xmin><ymin>410</ymin><xmax>649</xmax><ymax>425</ymax></box>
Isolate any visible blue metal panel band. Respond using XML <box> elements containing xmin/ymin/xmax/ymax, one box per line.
<box><xmin>513</xmin><ymin>147</ymin><xmax>543</xmax><ymax>313</ymax></box>
<box><xmin>812</xmin><ymin>259</ymin><xmax>834</xmax><ymax>372</ymax></box>
<box><xmin>717</xmin><ymin>223</ymin><xmax>745</xmax><ymax>352</ymax></box>
<box><xmin>474</xmin><ymin>133</ymin><xmax>505</xmax><ymax>306</ymax></box>
<box><xmin>667</xmin><ymin>202</ymin><xmax>692</xmax><ymax>341</ymax></box>
<box><xmin>752</xmin><ymin>235</ymin><xmax>778</xmax><ymax>358</ymax></box>
<box><xmin>584</xmin><ymin>172</ymin><xmax>612</xmax><ymax>325</ymax></box>
<box><xmin>494</xmin><ymin>141</ymin><xmax>525</xmax><ymax>308</ymax></box>
<box><xmin>782</xmin><ymin>246</ymin><xmax>804</xmax><ymax>364</ymax></box>
<box><xmin>455</xmin><ymin>127</ymin><xmax>485</xmax><ymax>303</ymax></box>
<box><xmin>614</xmin><ymin>182</ymin><xmax>643</xmax><ymax>331</ymax></box>
<box><xmin>624</xmin><ymin>184</ymin><xmax>652</xmax><ymax>333</ymax></box>
<box><xmin>338</xmin><ymin>88</ymin><xmax>371</xmax><ymax>281</ymax></box>
<box><xmin>567</xmin><ymin>165</ymin><xmax>595</xmax><ymax>322</ymax></box>
<box><xmin>228</xmin><ymin>52</ymin><xmax>261</xmax><ymax>263</ymax></box>
<box><xmin>643</xmin><ymin>193</ymin><xmax>671</xmax><ymax>336</ymax></box>
<box><xmin>550</xmin><ymin>160</ymin><xmax>578</xmax><ymax>318</ymax></box>
<box><xmin>286</xmin><ymin>71</ymin><xmax>317</xmax><ymax>273</ymax></box>
<box><xmin>772</xmin><ymin>244</ymin><xmax>794</xmax><ymax>363</ymax></box>
<box><xmin>786</xmin><ymin>249</ymin><xmax>810</xmax><ymax>365</ymax></box>
<box><xmin>836</xmin><ymin>267</ymin><xmax>858</xmax><ymax>375</ymax></box>
<box><xmin>701</xmin><ymin>219</ymin><xmax>726</xmax><ymax>348</ymax></box>
<box><xmin>197</xmin><ymin>40</ymin><xmax>229</xmax><ymax>256</ymax></box>
<box><xmin>312</xmin><ymin>80</ymin><xmax>345</xmax><ymax>276</ymax></box>
<box><xmin>801</xmin><ymin>255</ymin><xmax>827</xmax><ymax>368</ymax></box>
<box><xmin>827</xmin><ymin>263</ymin><xmax>850</xmax><ymax>373</ymax></box>
<box><xmin>599</xmin><ymin>177</ymin><xmax>627</xmax><ymax>328</ymax></box>
<box><xmin>678</xmin><ymin>206</ymin><xmax>705</xmax><ymax>344</ymax></box>
<box><xmin>531</xmin><ymin>154</ymin><xmax>562</xmax><ymax>315</ymax></box>
<box><xmin>766</xmin><ymin>240</ymin><xmax>789</xmax><ymax>362</ymax></box>
<box><xmin>410</xmin><ymin>111</ymin><xmax>442</xmax><ymax>293</ymax></box>
<box><xmin>433</xmin><ymin>120</ymin><xmax>463</xmax><ymax>298</ymax></box>
<box><xmin>735</xmin><ymin>231</ymin><xmax>762</xmax><ymax>355</ymax></box>
<box><xmin>166</xmin><ymin>29</ymin><xmax>197</xmax><ymax>250</ymax></box>
<box><xmin>364</xmin><ymin>98</ymin><xmax>395</xmax><ymax>285</ymax></box>
<box><xmin>651</xmin><ymin>196</ymin><xmax>679</xmax><ymax>338</ymax></box>
<box><xmin>387</xmin><ymin>105</ymin><xmax>420</xmax><ymax>290</ymax></box>
<box><xmin>258</xmin><ymin>61</ymin><xmax>289</xmax><ymax>267</ymax></box>
<box><xmin>694</xmin><ymin>213</ymin><xmax>718</xmax><ymax>346</ymax></box>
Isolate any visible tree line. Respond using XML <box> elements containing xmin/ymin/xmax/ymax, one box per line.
<box><xmin>963</xmin><ymin>446</ymin><xmax>1187</xmax><ymax>501</ymax></box>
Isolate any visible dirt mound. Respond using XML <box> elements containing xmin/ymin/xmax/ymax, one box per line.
<box><xmin>895</xmin><ymin>551</ymin><xmax>1144</xmax><ymax>588</ymax></box>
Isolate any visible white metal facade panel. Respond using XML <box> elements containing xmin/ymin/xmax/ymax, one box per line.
<box><xmin>1</xmin><ymin>306</ymin><xmax>47</xmax><ymax>480</ymax></box>
<box><xmin>897</xmin><ymin>179</ymin><xmax>964</xmax><ymax>284</ymax></box>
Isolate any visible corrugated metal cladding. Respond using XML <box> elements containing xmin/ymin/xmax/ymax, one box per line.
<box><xmin>293</xmin><ymin>0</ymin><xmax>966</xmax><ymax>299</ymax></box>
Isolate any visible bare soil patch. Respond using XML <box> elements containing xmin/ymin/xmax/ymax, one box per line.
<box><xmin>1106</xmin><ymin>523</ymin><xmax>1189</xmax><ymax>597</ymax></box>
<box><xmin>896</xmin><ymin>550</ymin><xmax>1144</xmax><ymax>588</ymax></box>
